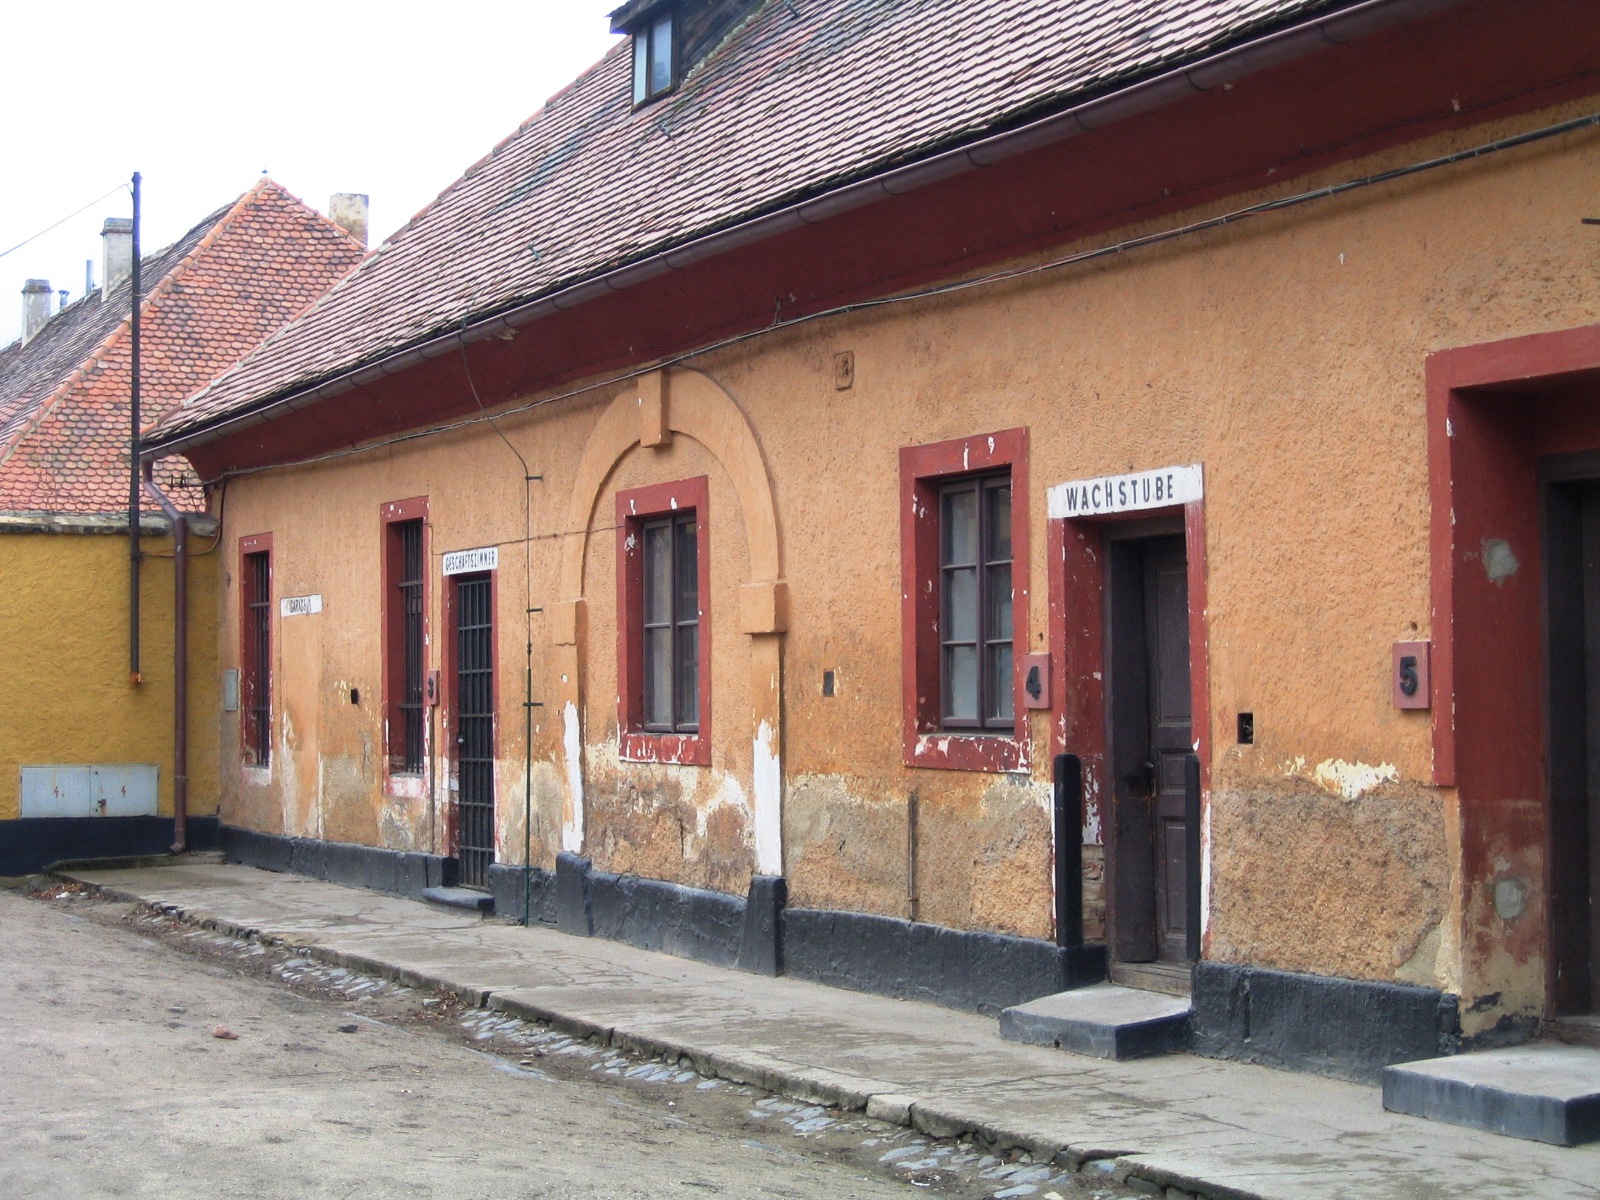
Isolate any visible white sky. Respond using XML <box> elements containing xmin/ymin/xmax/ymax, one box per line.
<box><xmin>0</xmin><ymin>0</ymin><xmax>624</xmax><ymax>346</ymax></box>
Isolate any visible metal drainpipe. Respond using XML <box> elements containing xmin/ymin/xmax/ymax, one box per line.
<box><xmin>143</xmin><ymin>467</ymin><xmax>189</xmax><ymax>854</ymax></box>
<box><xmin>129</xmin><ymin>171</ymin><xmax>143</xmax><ymax>683</ymax></box>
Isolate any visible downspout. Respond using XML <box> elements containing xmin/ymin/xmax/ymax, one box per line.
<box><xmin>143</xmin><ymin>466</ymin><xmax>189</xmax><ymax>854</ymax></box>
<box><xmin>129</xmin><ymin>171</ymin><xmax>143</xmax><ymax>682</ymax></box>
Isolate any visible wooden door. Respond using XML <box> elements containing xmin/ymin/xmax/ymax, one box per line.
<box><xmin>1107</xmin><ymin>533</ymin><xmax>1193</xmax><ymax>966</ymax></box>
<box><xmin>1144</xmin><ymin>539</ymin><xmax>1194</xmax><ymax>965</ymax></box>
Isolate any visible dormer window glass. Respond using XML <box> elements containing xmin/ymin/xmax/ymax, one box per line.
<box><xmin>633</xmin><ymin>9</ymin><xmax>675</xmax><ymax>104</ymax></box>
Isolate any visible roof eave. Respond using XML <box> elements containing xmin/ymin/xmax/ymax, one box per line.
<box><xmin>142</xmin><ymin>0</ymin><xmax>1465</xmax><ymax>464</ymax></box>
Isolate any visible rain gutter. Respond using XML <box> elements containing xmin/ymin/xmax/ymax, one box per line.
<box><xmin>141</xmin><ymin>0</ymin><xmax>1463</xmax><ymax>462</ymax></box>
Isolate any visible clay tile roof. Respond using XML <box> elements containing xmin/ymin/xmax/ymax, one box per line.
<box><xmin>0</xmin><ymin>179</ymin><xmax>365</xmax><ymax>515</ymax></box>
<box><xmin>156</xmin><ymin>0</ymin><xmax>1343</xmax><ymax>444</ymax></box>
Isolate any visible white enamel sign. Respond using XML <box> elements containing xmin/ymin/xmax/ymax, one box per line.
<box><xmin>280</xmin><ymin>594</ymin><xmax>323</xmax><ymax>616</ymax></box>
<box><xmin>1047</xmin><ymin>463</ymin><xmax>1203</xmax><ymax>519</ymax></box>
<box><xmin>443</xmin><ymin>546</ymin><xmax>499</xmax><ymax>575</ymax></box>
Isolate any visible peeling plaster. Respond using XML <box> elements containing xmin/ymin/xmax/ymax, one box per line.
<box><xmin>1482</xmin><ymin>537</ymin><xmax>1519</xmax><ymax>583</ymax></box>
<box><xmin>563</xmin><ymin>701</ymin><xmax>584</xmax><ymax>853</ymax></box>
<box><xmin>1299</xmin><ymin>757</ymin><xmax>1400</xmax><ymax>799</ymax></box>
<box><xmin>754</xmin><ymin>719</ymin><xmax>782</xmax><ymax>875</ymax></box>
<box><xmin>1200</xmin><ymin>792</ymin><xmax>1212</xmax><ymax>939</ymax></box>
<box><xmin>1082</xmin><ymin>770</ymin><xmax>1103</xmax><ymax>845</ymax></box>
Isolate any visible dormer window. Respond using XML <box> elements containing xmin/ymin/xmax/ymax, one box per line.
<box><xmin>612</xmin><ymin>0</ymin><xmax>761</xmax><ymax>108</ymax></box>
<box><xmin>631</xmin><ymin>6</ymin><xmax>676</xmax><ymax>104</ymax></box>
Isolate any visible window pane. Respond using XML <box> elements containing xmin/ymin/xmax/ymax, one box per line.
<box><xmin>649</xmin><ymin>14</ymin><xmax>673</xmax><ymax>95</ymax></box>
<box><xmin>987</xmin><ymin>482</ymin><xmax>1011</xmax><ymax>562</ymax></box>
<box><xmin>942</xmin><ymin>487</ymin><xmax>977</xmax><ymax>566</ymax></box>
<box><xmin>989</xmin><ymin>644</ymin><xmax>1014</xmax><ymax>722</ymax></box>
<box><xmin>945</xmin><ymin>645</ymin><xmax>978</xmax><ymax>721</ymax></box>
<box><xmin>645</xmin><ymin>627</ymin><xmax>672</xmax><ymax>726</ymax></box>
<box><xmin>676</xmin><ymin>625</ymin><xmax>698</xmax><ymax>729</ymax></box>
<box><xmin>644</xmin><ymin>522</ymin><xmax>671</xmax><ymax>624</ymax></box>
<box><xmin>675</xmin><ymin>517</ymin><xmax>697</xmax><ymax>616</ymax></box>
<box><xmin>944</xmin><ymin>566</ymin><xmax>977</xmax><ymax>642</ymax></box>
<box><xmin>987</xmin><ymin>563</ymin><xmax>1012</xmax><ymax>641</ymax></box>
<box><xmin>633</xmin><ymin>31</ymin><xmax>649</xmax><ymax>102</ymax></box>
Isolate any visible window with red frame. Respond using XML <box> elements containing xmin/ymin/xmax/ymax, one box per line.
<box><xmin>900</xmin><ymin>429</ymin><xmax>1030</xmax><ymax>772</ymax></box>
<box><xmin>240</xmin><ymin>543</ymin><xmax>272</xmax><ymax>767</ymax></box>
<box><xmin>616</xmin><ymin>477</ymin><xmax>711</xmax><ymax>765</ymax></box>
<box><xmin>383</xmin><ymin>506</ymin><xmax>427</xmax><ymax>773</ymax></box>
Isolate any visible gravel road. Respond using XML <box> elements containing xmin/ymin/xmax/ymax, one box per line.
<box><xmin>0</xmin><ymin>884</ymin><xmax>1129</xmax><ymax>1200</ymax></box>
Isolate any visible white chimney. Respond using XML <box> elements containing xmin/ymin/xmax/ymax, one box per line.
<box><xmin>101</xmin><ymin>217</ymin><xmax>133</xmax><ymax>298</ymax></box>
<box><xmin>329</xmin><ymin>193</ymin><xmax>369</xmax><ymax>248</ymax></box>
<box><xmin>21</xmin><ymin>279</ymin><xmax>52</xmax><ymax>343</ymax></box>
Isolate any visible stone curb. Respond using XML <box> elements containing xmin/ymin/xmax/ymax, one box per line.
<box><xmin>67</xmin><ymin>875</ymin><xmax>1258</xmax><ymax>1200</ymax></box>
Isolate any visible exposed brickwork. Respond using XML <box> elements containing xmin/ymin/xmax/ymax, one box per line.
<box><xmin>0</xmin><ymin>180</ymin><xmax>364</xmax><ymax>514</ymax></box>
<box><xmin>154</xmin><ymin>0</ymin><xmax>1342</xmax><ymax>443</ymax></box>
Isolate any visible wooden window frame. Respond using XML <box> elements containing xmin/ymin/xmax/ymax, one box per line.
<box><xmin>381</xmin><ymin>497</ymin><xmax>429</xmax><ymax>782</ymax></box>
<box><xmin>937</xmin><ymin>471</ymin><xmax>1016</xmax><ymax>732</ymax></box>
<box><xmin>631</xmin><ymin>4</ymin><xmax>677</xmax><ymax>105</ymax></box>
<box><xmin>900</xmin><ymin>429</ymin><xmax>1030</xmax><ymax>773</ymax></box>
<box><xmin>239</xmin><ymin>533</ymin><xmax>273</xmax><ymax>769</ymax></box>
<box><xmin>616</xmin><ymin>476</ymin><xmax>711</xmax><ymax>765</ymax></box>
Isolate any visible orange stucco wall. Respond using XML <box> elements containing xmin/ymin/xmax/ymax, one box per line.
<box><xmin>212</xmin><ymin>98</ymin><xmax>1600</xmax><ymax>1032</ymax></box>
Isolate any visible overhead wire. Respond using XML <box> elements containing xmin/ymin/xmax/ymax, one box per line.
<box><xmin>195</xmin><ymin>105</ymin><xmax>1600</xmax><ymax>491</ymax></box>
<box><xmin>0</xmin><ymin>182</ymin><xmax>130</xmax><ymax>263</ymax></box>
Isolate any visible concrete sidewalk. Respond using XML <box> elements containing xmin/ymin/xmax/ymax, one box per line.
<box><xmin>62</xmin><ymin>862</ymin><xmax>1599</xmax><ymax>1199</ymax></box>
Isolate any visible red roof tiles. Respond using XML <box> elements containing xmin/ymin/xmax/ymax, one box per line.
<box><xmin>0</xmin><ymin>179</ymin><xmax>364</xmax><ymax>515</ymax></box>
<box><xmin>152</xmin><ymin>0</ymin><xmax>1347</xmax><ymax>448</ymax></box>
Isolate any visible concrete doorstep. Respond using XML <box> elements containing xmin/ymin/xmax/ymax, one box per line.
<box><xmin>55</xmin><ymin>862</ymin><xmax>1600</xmax><ymax>1199</ymax></box>
<box><xmin>1383</xmin><ymin>1045</ymin><xmax>1600</xmax><ymax>1146</ymax></box>
<box><xmin>1000</xmin><ymin>985</ymin><xmax>1191</xmax><ymax>1060</ymax></box>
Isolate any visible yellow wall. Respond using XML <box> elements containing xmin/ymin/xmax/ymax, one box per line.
<box><xmin>0</xmin><ymin>530</ymin><xmax>220</xmax><ymax>824</ymax></box>
<box><xmin>212</xmin><ymin>99</ymin><xmax>1600</xmax><ymax>1021</ymax></box>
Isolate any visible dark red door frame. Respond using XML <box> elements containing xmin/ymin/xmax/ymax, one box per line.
<box><xmin>1426</xmin><ymin>320</ymin><xmax>1600</xmax><ymax>1012</ymax></box>
<box><xmin>1047</xmin><ymin>497</ymin><xmax>1211</xmax><ymax>949</ymax></box>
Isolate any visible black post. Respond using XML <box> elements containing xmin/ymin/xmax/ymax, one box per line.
<box><xmin>128</xmin><ymin>171</ymin><xmax>143</xmax><ymax>681</ymax></box>
<box><xmin>1053</xmin><ymin>753</ymin><xmax>1083</xmax><ymax>948</ymax></box>
<box><xmin>1185</xmin><ymin>752</ymin><xmax>1202</xmax><ymax>962</ymax></box>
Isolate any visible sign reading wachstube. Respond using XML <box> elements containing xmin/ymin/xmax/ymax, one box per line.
<box><xmin>1047</xmin><ymin>463</ymin><xmax>1203</xmax><ymax>519</ymax></box>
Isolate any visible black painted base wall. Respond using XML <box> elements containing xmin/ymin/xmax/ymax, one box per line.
<box><xmin>488</xmin><ymin>862</ymin><xmax>558</xmax><ymax>926</ymax></box>
<box><xmin>1189</xmin><ymin>961</ymin><xmax>1461</xmax><ymax>1083</ymax></box>
<box><xmin>220</xmin><ymin>826</ymin><xmax>452</xmax><ymax>902</ymax></box>
<box><xmin>554</xmin><ymin>853</ymin><xmax>773</xmax><ymax>971</ymax></box>
<box><xmin>783</xmin><ymin>907</ymin><xmax>1107</xmax><ymax>1015</ymax></box>
<box><xmin>0</xmin><ymin>815</ymin><xmax>220</xmax><ymax>877</ymax></box>
<box><xmin>205</xmin><ymin>830</ymin><xmax>1472</xmax><ymax>1082</ymax></box>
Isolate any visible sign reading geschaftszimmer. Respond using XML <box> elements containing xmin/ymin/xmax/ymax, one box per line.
<box><xmin>1047</xmin><ymin>463</ymin><xmax>1203</xmax><ymax>519</ymax></box>
<box><xmin>443</xmin><ymin>546</ymin><xmax>499</xmax><ymax>576</ymax></box>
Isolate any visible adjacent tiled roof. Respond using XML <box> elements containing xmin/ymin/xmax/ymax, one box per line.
<box><xmin>159</xmin><ymin>0</ymin><xmax>1347</xmax><ymax>444</ymax></box>
<box><xmin>0</xmin><ymin>179</ymin><xmax>365</xmax><ymax>514</ymax></box>
<box><xmin>0</xmin><ymin>219</ymin><xmax>218</xmax><ymax>455</ymax></box>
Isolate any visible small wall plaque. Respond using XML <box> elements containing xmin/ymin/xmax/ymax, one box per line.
<box><xmin>1393</xmin><ymin>640</ymin><xmax>1430</xmax><ymax>710</ymax></box>
<box><xmin>1021</xmin><ymin>653</ymin><xmax>1051</xmax><ymax>709</ymax></box>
